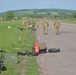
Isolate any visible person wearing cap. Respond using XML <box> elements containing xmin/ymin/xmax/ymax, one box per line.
<box><xmin>42</xmin><ymin>18</ymin><xmax>49</xmax><ymax>35</ymax></box>
<box><xmin>54</xmin><ymin>18</ymin><xmax>61</xmax><ymax>35</ymax></box>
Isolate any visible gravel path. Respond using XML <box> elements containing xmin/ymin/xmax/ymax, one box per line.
<box><xmin>36</xmin><ymin>22</ymin><xmax>76</xmax><ymax>75</ymax></box>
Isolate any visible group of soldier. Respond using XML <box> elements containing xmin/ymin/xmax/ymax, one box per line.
<box><xmin>22</xmin><ymin>18</ymin><xmax>36</xmax><ymax>29</ymax></box>
<box><xmin>22</xmin><ymin>17</ymin><xmax>61</xmax><ymax>35</ymax></box>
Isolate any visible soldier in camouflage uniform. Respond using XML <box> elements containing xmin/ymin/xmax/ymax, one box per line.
<box><xmin>21</xmin><ymin>20</ymin><xmax>26</xmax><ymax>29</ymax></box>
<box><xmin>22</xmin><ymin>20</ymin><xmax>25</xmax><ymax>26</ymax></box>
<box><xmin>36</xmin><ymin>19</ymin><xmax>40</xmax><ymax>28</ymax></box>
<box><xmin>25</xmin><ymin>18</ymin><xmax>30</xmax><ymax>29</ymax></box>
<box><xmin>22</xmin><ymin>19</ymin><xmax>29</xmax><ymax>29</ymax></box>
<box><xmin>54</xmin><ymin>18</ymin><xmax>61</xmax><ymax>35</ymax></box>
<box><xmin>42</xmin><ymin>18</ymin><xmax>49</xmax><ymax>35</ymax></box>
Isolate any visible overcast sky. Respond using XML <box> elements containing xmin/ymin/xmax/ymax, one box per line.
<box><xmin>0</xmin><ymin>0</ymin><xmax>76</xmax><ymax>13</ymax></box>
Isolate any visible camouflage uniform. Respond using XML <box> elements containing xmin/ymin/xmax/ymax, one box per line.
<box><xmin>31</xmin><ymin>19</ymin><xmax>35</xmax><ymax>27</ymax></box>
<box><xmin>36</xmin><ymin>19</ymin><xmax>40</xmax><ymax>27</ymax></box>
<box><xmin>22</xmin><ymin>20</ymin><xmax>26</xmax><ymax>26</ymax></box>
<box><xmin>22</xmin><ymin>20</ymin><xmax>26</xmax><ymax>29</ymax></box>
<box><xmin>25</xmin><ymin>19</ymin><xmax>30</xmax><ymax>29</ymax></box>
<box><xmin>54</xmin><ymin>18</ymin><xmax>61</xmax><ymax>35</ymax></box>
<box><xmin>43</xmin><ymin>18</ymin><xmax>49</xmax><ymax>34</ymax></box>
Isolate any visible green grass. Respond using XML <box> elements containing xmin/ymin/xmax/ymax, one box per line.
<box><xmin>0</xmin><ymin>20</ymin><xmax>39</xmax><ymax>75</ymax></box>
<box><xmin>26</xmin><ymin>56</ymin><xmax>39</xmax><ymax>75</ymax></box>
<box><xmin>61</xmin><ymin>19</ymin><xmax>76</xmax><ymax>24</ymax></box>
<box><xmin>0</xmin><ymin>21</ymin><xmax>21</xmax><ymax>52</ymax></box>
<box><xmin>1</xmin><ymin>64</ymin><xmax>19</xmax><ymax>75</ymax></box>
<box><xmin>0</xmin><ymin>20</ymin><xmax>35</xmax><ymax>53</ymax></box>
<box><xmin>50</xmin><ymin>18</ymin><xmax>76</xmax><ymax>24</ymax></box>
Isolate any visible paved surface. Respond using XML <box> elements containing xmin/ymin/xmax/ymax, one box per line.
<box><xmin>36</xmin><ymin>22</ymin><xmax>76</xmax><ymax>75</ymax></box>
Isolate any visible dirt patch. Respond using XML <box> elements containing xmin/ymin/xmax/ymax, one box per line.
<box><xmin>38</xmin><ymin>66</ymin><xmax>44</xmax><ymax>75</ymax></box>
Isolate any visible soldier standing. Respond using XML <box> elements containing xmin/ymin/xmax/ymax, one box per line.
<box><xmin>36</xmin><ymin>19</ymin><xmax>40</xmax><ymax>28</ymax></box>
<box><xmin>54</xmin><ymin>18</ymin><xmax>61</xmax><ymax>35</ymax></box>
<box><xmin>42</xmin><ymin>18</ymin><xmax>49</xmax><ymax>35</ymax></box>
<box><xmin>22</xmin><ymin>20</ymin><xmax>26</xmax><ymax>29</ymax></box>
<box><xmin>22</xmin><ymin>20</ymin><xmax>25</xmax><ymax>26</ymax></box>
<box><xmin>25</xmin><ymin>18</ymin><xmax>30</xmax><ymax>29</ymax></box>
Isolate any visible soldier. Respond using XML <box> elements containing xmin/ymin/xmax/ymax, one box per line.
<box><xmin>21</xmin><ymin>20</ymin><xmax>26</xmax><ymax>29</ymax></box>
<box><xmin>36</xmin><ymin>19</ymin><xmax>40</xmax><ymax>28</ymax></box>
<box><xmin>42</xmin><ymin>18</ymin><xmax>49</xmax><ymax>35</ymax></box>
<box><xmin>25</xmin><ymin>18</ymin><xmax>30</xmax><ymax>29</ymax></box>
<box><xmin>54</xmin><ymin>18</ymin><xmax>61</xmax><ymax>35</ymax></box>
<box><xmin>22</xmin><ymin>20</ymin><xmax>25</xmax><ymax>26</ymax></box>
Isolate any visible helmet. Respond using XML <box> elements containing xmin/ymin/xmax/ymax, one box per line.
<box><xmin>44</xmin><ymin>17</ymin><xmax>47</xmax><ymax>20</ymax></box>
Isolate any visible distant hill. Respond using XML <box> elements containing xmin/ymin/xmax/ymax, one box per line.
<box><xmin>0</xmin><ymin>8</ymin><xmax>76</xmax><ymax>16</ymax></box>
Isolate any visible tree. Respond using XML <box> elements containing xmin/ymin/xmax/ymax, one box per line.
<box><xmin>73</xmin><ymin>13</ymin><xmax>76</xmax><ymax>18</ymax></box>
<box><xmin>6</xmin><ymin>11</ymin><xmax>14</xmax><ymax>20</ymax></box>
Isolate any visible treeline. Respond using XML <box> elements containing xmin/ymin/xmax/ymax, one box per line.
<box><xmin>13</xmin><ymin>9</ymin><xmax>76</xmax><ymax>13</ymax></box>
<box><xmin>0</xmin><ymin>9</ymin><xmax>76</xmax><ymax>20</ymax></box>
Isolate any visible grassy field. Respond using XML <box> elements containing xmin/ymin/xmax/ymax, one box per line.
<box><xmin>50</xmin><ymin>18</ymin><xmax>76</xmax><ymax>24</ymax></box>
<box><xmin>0</xmin><ymin>20</ymin><xmax>39</xmax><ymax>75</ymax></box>
<box><xmin>0</xmin><ymin>20</ymin><xmax>35</xmax><ymax>52</ymax></box>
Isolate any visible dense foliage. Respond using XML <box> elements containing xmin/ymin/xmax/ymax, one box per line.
<box><xmin>6</xmin><ymin>11</ymin><xmax>14</xmax><ymax>20</ymax></box>
<box><xmin>0</xmin><ymin>9</ymin><xmax>76</xmax><ymax>20</ymax></box>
